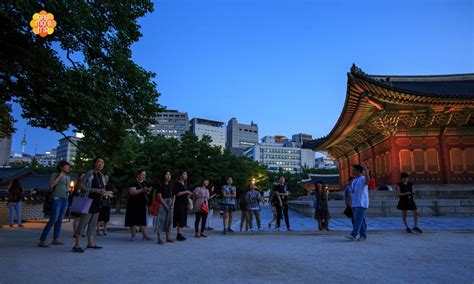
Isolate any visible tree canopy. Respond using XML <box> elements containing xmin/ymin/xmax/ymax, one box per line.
<box><xmin>0</xmin><ymin>1</ymin><xmax>162</xmax><ymax>157</ymax></box>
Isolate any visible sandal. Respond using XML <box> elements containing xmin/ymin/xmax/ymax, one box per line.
<box><xmin>72</xmin><ymin>247</ymin><xmax>85</xmax><ymax>253</ymax></box>
<box><xmin>166</xmin><ymin>239</ymin><xmax>175</xmax><ymax>243</ymax></box>
<box><xmin>38</xmin><ymin>242</ymin><xmax>50</xmax><ymax>248</ymax></box>
<box><xmin>86</xmin><ymin>245</ymin><xmax>103</xmax><ymax>249</ymax></box>
<box><xmin>157</xmin><ymin>240</ymin><xmax>165</xmax><ymax>245</ymax></box>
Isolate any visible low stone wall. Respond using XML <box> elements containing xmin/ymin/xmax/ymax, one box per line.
<box><xmin>288</xmin><ymin>199</ymin><xmax>474</xmax><ymax>218</ymax></box>
<box><xmin>0</xmin><ymin>201</ymin><xmax>45</xmax><ymax>225</ymax></box>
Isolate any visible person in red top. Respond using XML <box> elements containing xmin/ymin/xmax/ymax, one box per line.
<box><xmin>368</xmin><ymin>172</ymin><xmax>377</xmax><ymax>190</ymax></box>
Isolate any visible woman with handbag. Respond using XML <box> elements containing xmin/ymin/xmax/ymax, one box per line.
<box><xmin>173</xmin><ymin>171</ymin><xmax>193</xmax><ymax>241</ymax></box>
<box><xmin>193</xmin><ymin>180</ymin><xmax>210</xmax><ymax>238</ymax></box>
<box><xmin>396</xmin><ymin>172</ymin><xmax>423</xmax><ymax>234</ymax></box>
<box><xmin>73</xmin><ymin>157</ymin><xmax>107</xmax><ymax>253</ymax></box>
<box><xmin>39</xmin><ymin>161</ymin><xmax>71</xmax><ymax>247</ymax></box>
<box><xmin>155</xmin><ymin>171</ymin><xmax>175</xmax><ymax>244</ymax></box>
<box><xmin>125</xmin><ymin>169</ymin><xmax>153</xmax><ymax>241</ymax></box>
<box><xmin>70</xmin><ymin>172</ymin><xmax>85</xmax><ymax>237</ymax></box>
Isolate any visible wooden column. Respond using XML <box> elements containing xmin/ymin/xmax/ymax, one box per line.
<box><xmin>369</xmin><ymin>142</ymin><xmax>376</xmax><ymax>176</ymax></box>
<box><xmin>338</xmin><ymin>158</ymin><xmax>344</xmax><ymax>189</ymax></box>
<box><xmin>439</xmin><ymin>130</ymin><xmax>451</xmax><ymax>184</ymax></box>
<box><xmin>389</xmin><ymin>135</ymin><xmax>400</xmax><ymax>185</ymax></box>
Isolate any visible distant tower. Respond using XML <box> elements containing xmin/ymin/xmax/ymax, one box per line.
<box><xmin>21</xmin><ymin>129</ymin><xmax>27</xmax><ymax>155</ymax></box>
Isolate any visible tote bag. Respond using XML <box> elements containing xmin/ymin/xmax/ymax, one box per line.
<box><xmin>71</xmin><ymin>195</ymin><xmax>93</xmax><ymax>214</ymax></box>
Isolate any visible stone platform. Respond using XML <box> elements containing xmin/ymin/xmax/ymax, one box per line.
<box><xmin>290</xmin><ymin>185</ymin><xmax>474</xmax><ymax>218</ymax></box>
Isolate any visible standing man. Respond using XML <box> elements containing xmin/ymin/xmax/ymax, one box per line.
<box><xmin>274</xmin><ymin>176</ymin><xmax>291</xmax><ymax>231</ymax></box>
<box><xmin>221</xmin><ymin>177</ymin><xmax>236</xmax><ymax>234</ymax></box>
<box><xmin>345</xmin><ymin>165</ymin><xmax>370</xmax><ymax>241</ymax></box>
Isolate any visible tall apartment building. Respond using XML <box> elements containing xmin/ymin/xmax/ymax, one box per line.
<box><xmin>0</xmin><ymin>137</ymin><xmax>12</xmax><ymax>166</ymax></box>
<box><xmin>149</xmin><ymin>110</ymin><xmax>189</xmax><ymax>139</ymax></box>
<box><xmin>190</xmin><ymin>118</ymin><xmax>226</xmax><ymax>148</ymax></box>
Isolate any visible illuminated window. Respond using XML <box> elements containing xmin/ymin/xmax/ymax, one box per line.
<box><xmin>425</xmin><ymin>149</ymin><xmax>439</xmax><ymax>173</ymax></box>
<box><xmin>465</xmin><ymin>148</ymin><xmax>474</xmax><ymax>173</ymax></box>
<box><xmin>399</xmin><ymin>150</ymin><xmax>412</xmax><ymax>173</ymax></box>
<box><xmin>450</xmin><ymin>148</ymin><xmax>464</xmax><ymax>173</ymax></box>
<box><xmin>413</xmin><ymin>149</ymin><xmax>424</xmax><ymax>173</ymax></box>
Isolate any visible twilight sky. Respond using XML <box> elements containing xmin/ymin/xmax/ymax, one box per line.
<box><xmin>10</xmin><ymin>0</ymin><xmax>474</xmax><ymax>154</ymax></box>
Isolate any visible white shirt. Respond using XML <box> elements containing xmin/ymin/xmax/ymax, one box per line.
<box><xmin>351</xmin><ymin>176</ymin><xmax>369</xmax><ymax>208</ymax></box>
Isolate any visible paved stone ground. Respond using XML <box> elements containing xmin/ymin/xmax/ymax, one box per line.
<box><xmin>0</xmin><ymin>219</ymin><xmax>473</xmax><ymax>283</ymax></box>
<box><xmin>105</xmin><ymin>205</ymin><xmax>474</xmax><ymax>233</ymax></box>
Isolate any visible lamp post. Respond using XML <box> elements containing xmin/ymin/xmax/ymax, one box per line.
<box><xmin>68</xmin><ymin>180</ymin><xmax>75</xmax><ymax>222</ymax></box>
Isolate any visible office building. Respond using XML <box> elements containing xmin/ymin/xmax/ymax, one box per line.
<box><xmin>149</xmin><ymin>110</ymin><xmax>189</xmax><ymax>139</ymax></box>
<box><xmin>190</xmin><ymin>118</ymin><xmax>226</xmax><ymax>148</ymax></box>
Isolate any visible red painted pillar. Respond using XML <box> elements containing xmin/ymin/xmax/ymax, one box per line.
<box><xmin>338</xmin><ymin>158</ymin><xmax>344</xmax><ymax>189</ymax></box>
<box><xmin>389</xmin><ymin>135</ymin><xmax>400</xmax><ymax>185</ymax></box>
<box><xmin>439</xmin><ymin>132</ymin><xmax>451</xmax><ymax>184</ymax></box>
<box><xmin>370</xmin><ymin>143</ymin><xmax>376</xmax><ymax>176</ymax></box>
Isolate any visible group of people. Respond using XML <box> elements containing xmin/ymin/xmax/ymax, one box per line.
<box><xmin>1</xmin><ymin>157</ymin><xmax>424</xmax><ymax>250</ymax></box>
<box><xmin>307</xmin><ymin>164</ymin><xmax>424</xmax><ymax>240</ymax></box>
<box><xmin>342</xmin><ymin>164</ymin><xmax>423</xmax><ymax>241</ymax></box>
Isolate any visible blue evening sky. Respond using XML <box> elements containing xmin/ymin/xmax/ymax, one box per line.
<box><xmin>10</xmin><ymin>0</ymin><xmax>474</xmax><ymax>154</ymax></box>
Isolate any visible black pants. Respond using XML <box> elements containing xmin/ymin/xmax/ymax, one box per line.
<box><xmin>195</xmin><ymin>212</ymin><xmax>208</xmax><ymax>233</ymax></box>
<box><xmin>276</xmin><ymin>203</ymin><xmax>290</xmax><ymax>229</ymax></box>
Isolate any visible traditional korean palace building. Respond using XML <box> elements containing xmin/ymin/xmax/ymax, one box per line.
<box><xmin>304</xmin><ymin>65</ymin><xmax>474</xmax><ymax>189</ymax></box>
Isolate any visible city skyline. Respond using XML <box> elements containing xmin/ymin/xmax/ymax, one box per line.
<box><xmin>9</xmin><ymin>0</ymin><xmax>474</xmax><ymax>154</ymax></box>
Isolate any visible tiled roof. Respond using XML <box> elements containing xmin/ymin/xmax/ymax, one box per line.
<box><xmin>352</xmin><ymin>64</ymin><xmax>474</xmax><ymax>99</ymax></box>
<box><xmin>0</xmin><ymin>167</ymin><xmax>31</xmax><ymax>183</ymax></box>
<box><xmin>301</xmin><ymin>174</ymin><xmax>340</xmax><ymax>185</ymax></box>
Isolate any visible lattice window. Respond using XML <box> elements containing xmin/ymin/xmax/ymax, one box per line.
<box><xmin>425</xmin><ymin>149</ymin><xmax>439</xmax><ymax>173</ymax></box>
<box><xmin>465</xmin><ymin>148</ymin><xmax>474</xmax><ymax>173</ymax></box>
<box><xmin>413</xmin><ymin>149</ymin><xmax>425</xmax><ymax>173</ymax></box>
<box><xmin>450</xmin><ymin>148</ymin><xmax>464</xmax><ymax>173</ymax></box>
<box><xmin>399</xmin><ymin>150</ymin><xmax>412</xmax><ymax>173</ymax></box>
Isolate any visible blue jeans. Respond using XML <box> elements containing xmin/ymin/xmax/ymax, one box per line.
<box><xmin>351</xmin><ymin>207</ymin><xmax>367</xmax><ymax>238</ymax></box>
<box><xmin>40</xmin><ymin>198</ymin><xmax>69</xmax><ymax>241</ymax></box>
<box><xmin>8</xmin><ymin>202</ymin><xmax>22</xmax><ymax>225</ymax></box>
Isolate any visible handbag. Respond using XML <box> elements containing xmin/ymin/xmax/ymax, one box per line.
<box><xmin>149</xmin><ymin>197</ymin><xmax>160</xmax><ymax>216</ymax></box>
<box><xmin>187</xmin><ymin>197</ymin><xmax>193</xmax><ymax>211</ymax></box>
<box><xmin>201</xmin><ymin>203</ymin><xmax>209</xmax><ymax>213</ymax></box>
<box><xmin>343</xmin><ymin>206</ymin><xmax>353</xmax><ymax>219</ymax></box>
<box><xmin>71</xmin><ymin>195</ymin><xmax>93</xmax><ymax>214</ymax></box>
